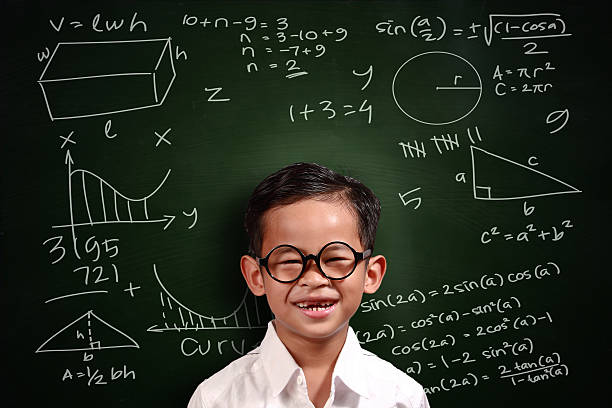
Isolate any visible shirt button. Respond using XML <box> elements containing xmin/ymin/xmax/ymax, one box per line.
<box><xmin>297</xmin><ymin>376</ymin><xmax>304</xmax><ymax>386</ymax></box>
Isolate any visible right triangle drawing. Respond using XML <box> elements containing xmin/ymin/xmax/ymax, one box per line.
<box><xmin>470</xmin><ymin>146</ymin><xmax>581</xmax><ymax>200</ymax></box>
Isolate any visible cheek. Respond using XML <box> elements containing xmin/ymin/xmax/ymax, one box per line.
<box><xmin>263</xmin><ymin>291</ymin><xmax>282</xmax><ymax>315</ymax></box>
<box><xmin>262</xmin><ymin>279</ymin><xmax>290</xmax><ymax>307</ymax></box>
<box><xmin>345</xmin><ymin>270</ymin><xmax>367</xmax><ymax>289</ymax></box>
<box><xmin>338</xmin><ymin>278</ymin><xmax>366</xmax><ymax>302</ymax></box>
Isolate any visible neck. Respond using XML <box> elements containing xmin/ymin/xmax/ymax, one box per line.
<box><xmin>273</xmin><ymin>321</ymin><xmax>348</xmax><ymax>370</ymax></box>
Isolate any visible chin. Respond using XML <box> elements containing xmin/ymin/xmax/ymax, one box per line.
<box><xmin>296</xmin><ymin>321</ymin><xmax>349</xmax><ymax>341</ymax></box>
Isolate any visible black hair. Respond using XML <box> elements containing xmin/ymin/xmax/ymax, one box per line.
<box><xmin>244</xmin><ymin>162</ymin><xmax>381</xmax><ymax>257</ymax></box>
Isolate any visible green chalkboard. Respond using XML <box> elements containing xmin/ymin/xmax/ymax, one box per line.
<box><xmin>2</xmin><ymin>0</ymin><xmax>609</xmax><ymax>406</ymax></box>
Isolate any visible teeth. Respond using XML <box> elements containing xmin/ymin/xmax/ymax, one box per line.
<box><xmin>296</xmin><ymin>302</ymin><xmax>334</xmax><ymax>311</ymax></box>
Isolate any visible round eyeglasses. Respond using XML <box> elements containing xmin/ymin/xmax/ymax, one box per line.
<box><xmin>256</xmin><ymin>241</ymin><xmax>372</xmax><ymax>283</ymax></box>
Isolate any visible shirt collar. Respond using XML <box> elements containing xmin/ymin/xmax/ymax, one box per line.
<box><xmin>332</xmin><ymin>326</ymin><xmax>370</xmax><ymax>398</ymax></box>
<box><xmin>259</xmin><ymin>321</ymin><xmax>370</xmax><ymax>399</ymax></box>
<box><xmin>260</xmin><ymin>321</ymin><xmax>301</xmax><ymax>397</ymax></box>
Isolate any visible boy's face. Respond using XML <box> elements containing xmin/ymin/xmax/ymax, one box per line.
<box><xmin>241</xmin><ymin>198</ymin><xmax>386</xmax><ymax>344</ymax></box>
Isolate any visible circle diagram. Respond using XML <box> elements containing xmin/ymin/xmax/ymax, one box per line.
<box><xmin>392</xmin><ymin>51</ymin><xmax>482</xmax><ymax>126</ymax></box>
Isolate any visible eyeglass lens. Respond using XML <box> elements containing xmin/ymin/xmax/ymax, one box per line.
<box><xmin>267</xmin><ymin>242</ymin><xmax>356</xmax><ymax>281</ymax></box>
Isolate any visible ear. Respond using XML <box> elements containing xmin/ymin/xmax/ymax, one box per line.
<box><xmin>240</xmin><ymin>255</ymin><xmax>266</xmax><ymax>296</ymax></box>
<box><xmin>363</xmin><ymin>254</ymin><xmax>387</xmax><ymax>294</ymax></box>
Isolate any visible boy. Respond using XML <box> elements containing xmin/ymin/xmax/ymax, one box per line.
<box><xmin>188</xmin><ymin>162</ymin><xmax>429</xmax><ymax>408</ymax></box>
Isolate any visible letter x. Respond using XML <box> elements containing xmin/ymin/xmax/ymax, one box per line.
<box><xmin>59</xmin><ymin>131</ymin><xmax>76</xmax><ymax>149</ymax></box>
<box><xmin>155</xmin><ymin>128</ymin><xmax>172</xmax><ymax>147</ymax></box>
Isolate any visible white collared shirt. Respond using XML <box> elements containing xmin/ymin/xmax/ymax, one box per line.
<box><xmin>187</xmin><ymin>321</ymin><xmax>430</xmax><ymax>408</ymax></box>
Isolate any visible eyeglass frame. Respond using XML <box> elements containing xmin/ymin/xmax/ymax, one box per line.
<box><xmin>255</xmin><ymin>241</ymin><xmax>372</xmax><ymax>283</ymax></box>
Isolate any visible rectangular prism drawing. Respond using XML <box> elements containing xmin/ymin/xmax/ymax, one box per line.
<box><xmin>38</xmin><ymin>38</ymin><xmax>176</xmax><ymax>121</ymax></box>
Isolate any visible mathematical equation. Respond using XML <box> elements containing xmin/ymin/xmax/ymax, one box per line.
<box><xmin>360</xmin><ymin>260</ymin><xmax>560</xmax><ymax>311</ymax></box>
<box><xmin>480</xmin><ymin>220</ymin><xmax>573</xmax><ymax>244</ymax></box>
<box><xmin>421</xmin><ymin>351</ymin><xmax>569</xmax><ymax>394</ymax></box>
<box><xmin>181</xmin><ymin>14</ymin><xmax>347</xmax><ymax>79</ymax></box>
<box><xmin>61</xmin><ymin>364</ymin><xmax>136</xmax><ymax>387</ymax></box>
<box><xmin>375</xmin><ymin>13</ymin><xmax>570</xmax><ymax>47</ymax></box>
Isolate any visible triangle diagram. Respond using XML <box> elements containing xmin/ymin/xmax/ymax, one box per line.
<box><xmin>470</xmin><ymin>146</ymin><xmax>581</xmax><ymax>200</ymax></box>
<box><xmin>36</xmin><ymin>310</ymin><xmax>139</xmax><ymax>353</ymax></box>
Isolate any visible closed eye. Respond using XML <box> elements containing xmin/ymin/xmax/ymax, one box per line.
<box><xmin>325</xmin><ymin>257</ymin><xmax>351</xmax><ymax>263</ymax></box>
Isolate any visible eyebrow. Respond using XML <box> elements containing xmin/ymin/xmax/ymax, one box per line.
<box><xmin>281</xmin><ymin>242</ymin><xmax>360</xmax><ymax>254</ymax></box>
<box><xmin>274</xmin><ymin>246</ymin><xmax>298</xmax><ymax>254</ymax></box>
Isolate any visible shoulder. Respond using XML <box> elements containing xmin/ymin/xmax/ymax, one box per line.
<box><xmin>360</xmin><ymin>349</ymin><xmax>429</xmax><ymax>408</ymax></box>
<box><xmin>187</xmin><ymin>350</ymin><xmax>264</xmax><ymax>408</ymax></box>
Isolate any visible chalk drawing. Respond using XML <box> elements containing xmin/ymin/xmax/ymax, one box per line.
<box><xmin>470</xmin><ymin>146</ymin><xmax>581</xmax><ymax>200</ymax></box>
<box><xmin>36</xmin><ymin>310</ymin><xmax>139</xmax><ymax>353</ymax></box>
<box><xmin>38</xmin><ymin>38</ymin><xmax>176</xmax><ymax>120</ymax></box>
<box><xmin>392</xmin><ymin>51</ymin><xmax>482</xmax><ymax>125</ymax></box>
<box><xmin>147</xmin><ymin>264</ymin><xmax>271</xmax><ymax>333</ymax></box>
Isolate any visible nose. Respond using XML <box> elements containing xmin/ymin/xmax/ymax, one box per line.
<box><xmin>298</xmin><ymin>258</ymin><xmax>330</xmax><ymax>286</ymax></box>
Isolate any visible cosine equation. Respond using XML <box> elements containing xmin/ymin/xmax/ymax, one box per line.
<box><xmin>375</xmin><ymin>13</ymin><xmax>570</xmax><ymax>48</ymax></box>
<box><xmin>360</xmin><ymin>261</ymin><xmax>560</xmax><ymax>311</ymax></box>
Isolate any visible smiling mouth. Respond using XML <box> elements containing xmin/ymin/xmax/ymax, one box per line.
<box><xmin>295</xmin><ymin>302</ymin><xmax>336</xmax><ymax>311</ymax></box>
